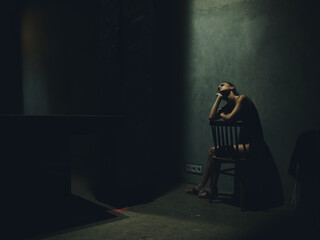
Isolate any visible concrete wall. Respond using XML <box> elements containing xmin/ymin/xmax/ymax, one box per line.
<box><xmin>179</xmin><ymin>0</ymin><xmax>320</xmax><ymax>204</ymax></box>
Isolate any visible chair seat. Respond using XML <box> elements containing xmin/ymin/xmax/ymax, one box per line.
<box><xmin>214</xmin><ymin>156</ymin><xmax>247</xmax><ymax>162</ymax></box>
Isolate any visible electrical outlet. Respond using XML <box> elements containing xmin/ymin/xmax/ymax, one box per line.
<box><xmin>186</xmin><ymin>164</ymin><xmax>203</xmax><ymax>174</ymax></box>
<box><xmin>195</xmin><ymin>165</ymin><xmax>202</xmax><ymax>174</ymax></box>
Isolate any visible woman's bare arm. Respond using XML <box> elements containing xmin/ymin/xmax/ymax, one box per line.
<box><xmin>208</xmin><ymin>93</ymin><xmax>223</xmax><ymax>120</ymax></box>
<box><xmin>220</xmin><ymin>95</ymin><xmax>246</xmax><ymax>121</ymax></box>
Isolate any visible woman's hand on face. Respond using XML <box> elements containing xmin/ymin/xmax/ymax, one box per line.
<box><xmin>216</xmin><ymin>92</ymin><xmax>223</xmax><ymax>98</ymax></box>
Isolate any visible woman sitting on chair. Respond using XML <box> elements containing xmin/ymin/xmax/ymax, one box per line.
<box><xmin>186</xmin><ymin>82</ymin><xmax>264</xmax><ymax>200</ymax></box>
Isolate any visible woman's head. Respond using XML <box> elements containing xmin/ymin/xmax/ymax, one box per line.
<box><xmin>217</xmin><ymin>82</ymin><xmax>239</xmax><ymax>96</ymax></box>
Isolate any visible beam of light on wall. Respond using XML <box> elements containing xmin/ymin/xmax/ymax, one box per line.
<box><xmin>180</xmin><ymin>0</ymin><xmax>315</xmax><ymax>206</ymax></box>
<box><xmin>21</xmin><ymin>5</ymin><xmax>50</xmax><ymax>115</ymax></box>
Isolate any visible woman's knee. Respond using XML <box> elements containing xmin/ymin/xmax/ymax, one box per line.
<box><xmin>208</xmin><ymin>147</ymin><xmax>216</xmax><ymax>157</ymax></box>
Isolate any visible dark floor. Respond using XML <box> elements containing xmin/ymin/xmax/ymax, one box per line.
<box><xmin>25</xmin><ymin>182</ymin><xmax>319</xmax><ymax>240</ymax></box>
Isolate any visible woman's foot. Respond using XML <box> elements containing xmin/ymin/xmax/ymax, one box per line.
<box><xmin>198</xmin><ymin>189</ymin><xmax>211</xmax><ymax>198</ymax></box>
<box><xmin>185</xmin><ymin>185</ymin><xmax>202</xmax><ymax>195</ymax></box>
<box><xmin>198</xmin><ymin>188</ymin><xmax>218</xmax><ymax>202</ymax></box>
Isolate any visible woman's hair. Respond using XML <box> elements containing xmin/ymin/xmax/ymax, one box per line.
<box><xmin>222</xmin><ymin>82</ymin><xmax>240</xmax><ymax>96</ymax></box>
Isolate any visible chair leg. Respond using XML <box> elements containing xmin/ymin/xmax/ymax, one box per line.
<box><xmin>239</xmin><ymin>180</ymin><xmax>245</xmax><ymax>211</ymax></box>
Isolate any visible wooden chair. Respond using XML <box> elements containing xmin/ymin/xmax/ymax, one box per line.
<box><xmin>210</xmin><ymin>119</ymin><xmax>248</xmax><ymax>211</ymax></box>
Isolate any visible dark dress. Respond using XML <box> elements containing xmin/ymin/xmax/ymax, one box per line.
<box><xmin>219</xmin><ymin>95</ymin><xmax>263</xmax><ymax>146</ymax></box>
<box><xmin>219</xmin><ymin>95</ymin><xmax>283</xmax><ymax>209</ymax></box>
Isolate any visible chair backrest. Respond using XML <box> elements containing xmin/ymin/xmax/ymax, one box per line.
<box><xmin>210</xmin><ymin>119</ymin><xmax>247</xmax><ymax>159</ymax></box>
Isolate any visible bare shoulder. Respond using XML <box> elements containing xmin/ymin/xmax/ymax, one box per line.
<box><xmin>239</xmin><ymin>94</ymin><xmax>248</xmax><ymax>99</ymax></box>
<box><xmin>237</xmin><ymin>95</ymin><xmax>248</xmax><ymax>103</ymax></box>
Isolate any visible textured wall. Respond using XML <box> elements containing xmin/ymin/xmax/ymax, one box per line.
<box><xmin>180</xmin><ymin>0</ymin><xmax>320</xmax><ymax>204</ymax></box>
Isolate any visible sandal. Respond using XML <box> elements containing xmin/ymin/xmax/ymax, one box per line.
<box><xmin>198</xmin><ymin>189</ymin><xmax>219</xmax><ymax>202</ymax></box>
<box><xmin>198</xmin><ymin>189</ymin><xmax>210</xmax><ymax>198</ymax></box>
<box><xmin>185</xmin><ymin>186</ymin><xmax>202</xmax><ymax>195</ymax></box>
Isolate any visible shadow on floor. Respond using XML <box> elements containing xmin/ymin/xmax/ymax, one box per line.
<box><xmin>15</xmin><ymin>195</ymin><xmax>122</xmax><ymax>240</ymax></box>
<box><xmin>129</xmin><ymin>183</ymin><xmax>319</xmax><ymax>240</ymax></box>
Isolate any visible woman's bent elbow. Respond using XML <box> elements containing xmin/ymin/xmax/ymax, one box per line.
<box><xmin>209</xmin><ymin>115</ymin><xmax>220</xmax><ymax>120</ymax></box>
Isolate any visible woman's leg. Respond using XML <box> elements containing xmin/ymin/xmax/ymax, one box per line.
<box><xmin>187</xmin><ymin>144</ymin><xmax>250</xmax><ymax>195</ymax></box>
<box><xmin>207</xmin><ymin>144</ymin><xmax>250</xmax><ymax>194</ymax></box>
<box><xmin>198</xmin><ymin>147</ymin><xmax>218</xmax><ymax>189</ymax></box>
<box><xmin>186</xmin><ymin>147</ymin><xmax>217</xmax><ymax>194</ymax></box>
